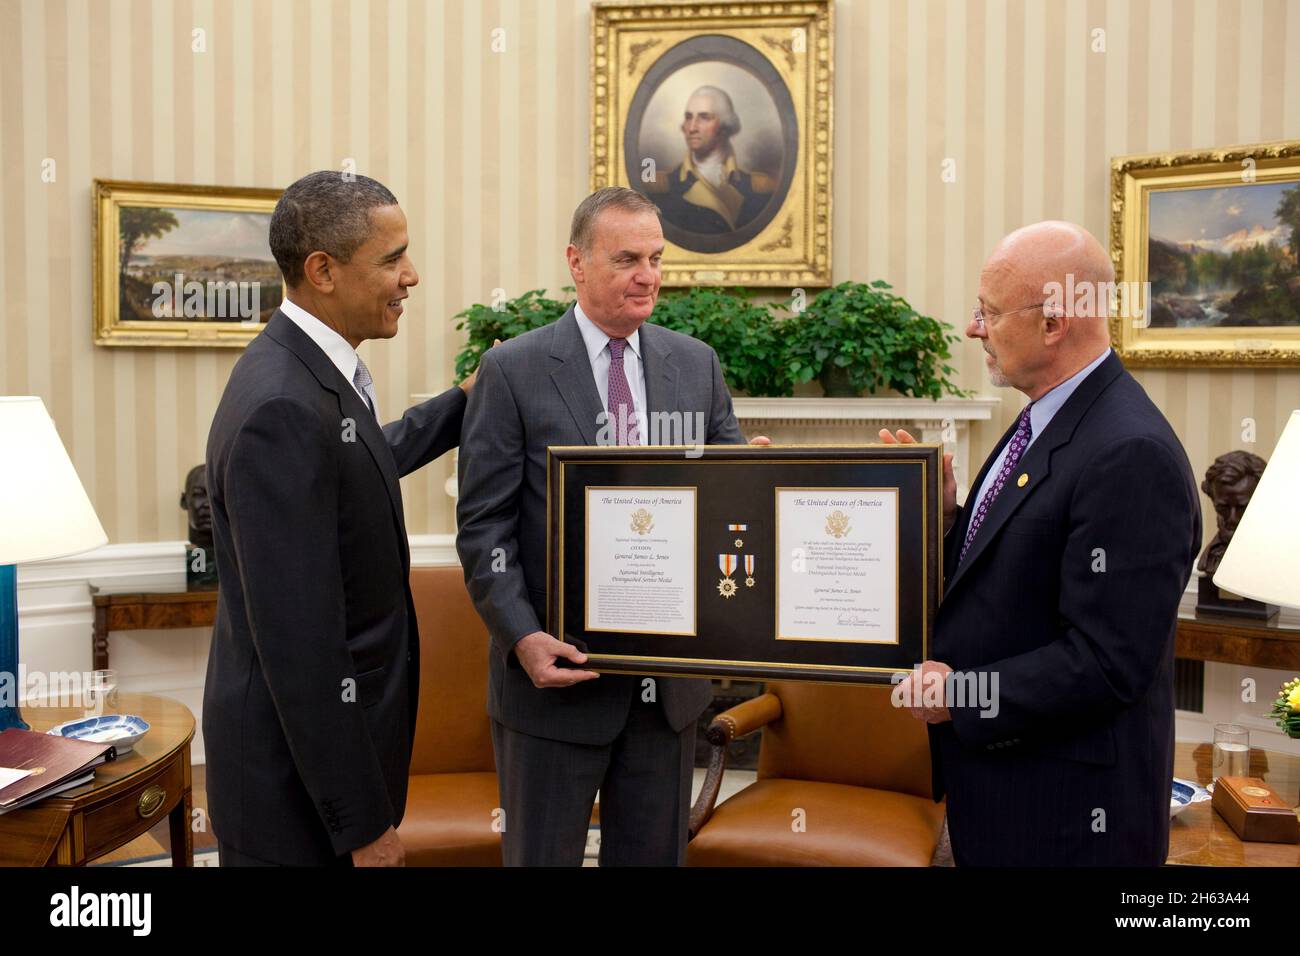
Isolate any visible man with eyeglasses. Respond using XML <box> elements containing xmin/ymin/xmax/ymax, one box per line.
<box><xmin>883</xmin><ymin>220</ymin><xmax>1200</xmax><ymax>866</ymax></box>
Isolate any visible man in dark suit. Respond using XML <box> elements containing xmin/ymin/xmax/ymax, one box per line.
<box><xmin>456</xmin><ymin>187</ymin><xmax>763</xmax><ymax>866</ymax></box>
<box><xmin>885</xmin><ymin>221</ymin><xmax>1200</xmax><ymax>866</ymax></box>
<box><xmin>203</xmin><ymin>171</ymin><xmax>473</xmax><ymax>866</ymax></box>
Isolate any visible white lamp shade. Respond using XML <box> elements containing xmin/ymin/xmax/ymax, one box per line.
<box><xmin>1213</xmin><ymin>409</ymin><xmax>1300</xmax><ymax>609</ymax></box>
<box><xmin>0</xmin><ymin>397</ymin><xmax>108</xmax><ymax>565</ymax></box>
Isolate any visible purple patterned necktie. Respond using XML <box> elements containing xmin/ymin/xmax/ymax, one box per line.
<box><xmin>959</xmin><ymin>402</ymin><xmax>1034</xmax><ymax>564</ymax></box>
<box><xmin>606</xmin><ymin>337</ymin><xmax>640</xmax><ymax>445</ymax></box>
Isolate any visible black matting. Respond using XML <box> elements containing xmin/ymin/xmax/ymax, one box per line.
<box><xmin>546</xmin><ymin>444</ymin><xmax>941</xmax><ymax>685</ymax></box>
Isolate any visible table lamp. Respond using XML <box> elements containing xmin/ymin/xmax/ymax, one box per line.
<box><xmin>0</xmin><ymin>397</ymin><xmax>108</xmax><ymax>731</ymax></box>
<box><xmin>1214</xmin><ymin>410</ymin><xmax>1300</xmax><ymax>611</ymax></box>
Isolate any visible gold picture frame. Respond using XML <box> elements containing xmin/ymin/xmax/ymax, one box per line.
<box><xmin>1109</xmin><ymin>140</ymin><xmax>1300</xmax><ymax>367</ymax></box>
<box><xmin>93</xmin><ymin>179</ymin><xmax>283</xmax><ymax>348</ymax></box>
<box><xmin>591</xmin><ymin>0</ymin><xmax>833</xmax><ymax>287</ymax></box>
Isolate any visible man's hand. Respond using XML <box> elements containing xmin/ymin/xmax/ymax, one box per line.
<box><xmin>878</xmin><ymin>428</ymin><xmax>956</xmax><ymax>533</ymax></box>
<box><xmin>459</xmin><ymin>339</ymin><xmax>502</xmax><ymax>395</ymax></box>
<box><xmin>351</xmin><ymin>826</ymin><xmax>404</xmax><ymax>867</ymax></box>
<box><xmin>749</xmin><ymin>435</ymin><xmax>771</xmax><ymax>445</ymax></box>
<box><xmin>513</xmin><ymin>631</ymin><xmax>601</xmax><ymax>688</ymax></box>
<box><xmin>896</xmin><ymin>660</ymin><xmax>953</xmax><ymax>724</ymax></box>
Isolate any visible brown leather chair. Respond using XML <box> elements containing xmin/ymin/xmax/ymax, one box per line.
<box><xmin>687</xmin><ymin>681</ymin><xmax>946</xmax><ymax>866</ymax></box>
<box><xmin>397</xmin><ymin>565</ymin><xmax>502</xmax><ymax>866</ymax></box>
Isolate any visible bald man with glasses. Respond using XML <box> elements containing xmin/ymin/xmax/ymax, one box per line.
<box><xmin>883</xmin><ymin>220</ymin><xmax>1200</xmax><ymax>866</ymax></box>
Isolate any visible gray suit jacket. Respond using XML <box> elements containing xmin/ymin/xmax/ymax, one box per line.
<box><xmin>456</xmin><ymin>307</ymin><xmax>746</xmax><ymax>745</ymax></box>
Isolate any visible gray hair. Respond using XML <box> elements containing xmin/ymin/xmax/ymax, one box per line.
<box><xmin>569</xmin><ymin>186</ymin><xmax>660</xmax><ymax>254</ymax></box>
<box><xmin>688</xmin><ymin>85</ymin><xmax>741</xmax><ymax>138</ymax></box>
<box><xmin>269</xmin><ymin>171</ymin><xmax>399</xmax><ymax>286</ymax></box>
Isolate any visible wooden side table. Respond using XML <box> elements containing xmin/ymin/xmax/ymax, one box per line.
<box><xmin>1168</xmin><ymin>741</ymin><xmax>1300</xmax><ymax>866</ymax></box>
<box><xmin>92</xmin><ymin>589</ymin><xmax>218</xmax><ymax>671</ymax></box>
<box><xmin>0</xmin><ymin>693</ymin><xmax>196</xmax><ymax>866</ymax></box>
<box><xmin>1176</xmin><ymin>606</ymin><xmax>1300</xmax><ymax>669</ymax></box>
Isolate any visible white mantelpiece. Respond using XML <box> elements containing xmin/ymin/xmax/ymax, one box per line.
<box><xmin>423</xmin><ymin>393</ymin><xmax>1002</xmax><ymax>503</ymax></box>
<box><xmin>731</xmin><ymin>396</ymin><xmax>1001</xmax><ymax>502</ymax></box>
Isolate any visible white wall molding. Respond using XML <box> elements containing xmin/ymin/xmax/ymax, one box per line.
<box><xmin>408</xmin><ymin>533</ymin><xmax>459</xmax><ymax>567</ymax></box>
<box><xmin>15</xmin><ymin>537</ymin><xmax>464</xmax><ymax>766</ymax></box>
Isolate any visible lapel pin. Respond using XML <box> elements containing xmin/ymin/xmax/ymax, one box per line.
<box><xmin>1017</xmin><ymin>473</ymin><xmax>1029</xmax><ymax>487</ymax></box>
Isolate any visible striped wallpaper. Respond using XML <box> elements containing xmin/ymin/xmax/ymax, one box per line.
<box><xmin>1</xmin><ymin>0</ymin><xmax>1298</xmax><ymax>546</ymax></box>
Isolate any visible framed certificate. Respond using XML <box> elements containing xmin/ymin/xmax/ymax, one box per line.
<box><xmin>546</xmin><ymin>445</ymin><xmax>942</xmax><ymax>685</ymax></box>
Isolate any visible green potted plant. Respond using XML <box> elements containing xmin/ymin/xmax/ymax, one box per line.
<box><xmin>452</xmin><ymin>288</ymin><xmax>571</xmax><ymax>384</ymax></box>
<box><xmin>784</xmin><ymin>280</ymin><xmax>966</xmax><ymax>399</ymax></box>
<box><xmin>651</xmin><ymin>287</ymin><xmax>794</xmax><ymax>397</ymax></box>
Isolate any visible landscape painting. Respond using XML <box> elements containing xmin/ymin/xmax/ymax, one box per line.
<box><xmin>1147</xmin><ymin>181</ymin><xmax>1300</xmax><ymax>329</ymax></box>
<box><xmin>1109</xmin><ymin>141</ymin><xmax>1300</xmax><ymax>366</ymax></box>
<box><xmin>94</xmin><ymin>180</ymin><xmax>283</xmax><ymax>348</ymax></box>
<box><xmin>118</xmin><ymin>206</ymin><xmax>282</xmax><ymax>323</ymax></box>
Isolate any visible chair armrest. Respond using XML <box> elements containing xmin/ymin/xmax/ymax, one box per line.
<box><xmin>688</xmin><ymin>693</ymin><xmax>783</xmax><ymax>839</ymax></box>
<box><xmin>707</xmin><ymin>692</ymin><xmax>783</xmax><ymax>745</ymax></box>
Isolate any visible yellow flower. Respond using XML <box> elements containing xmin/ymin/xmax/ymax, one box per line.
<box><xmin>1288</xmin><ymin>685</ymin><xmax>1300</xmax><ymax>711</ymax></box>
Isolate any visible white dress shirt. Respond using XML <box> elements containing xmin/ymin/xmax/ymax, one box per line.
<box><xmin>574</xmin><ymin>302</ymin><xmax>648</xmax><ymax>445</ymax></box>
<box><xmin>969</xmin><ymin>347</ymin><xmax>1112</xmax><ymax>510</ymax></box>
<box><xmin>278</xmin><ymin>298</ymin><xmax>379</xmax><ymax>419</ymax></box>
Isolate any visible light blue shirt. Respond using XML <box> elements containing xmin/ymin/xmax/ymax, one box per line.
<box><xmin>968</xmin><ymin>348</ymin><xmax>1112</xmax><ymax>510</ymax></box>
<box><xmin>574</xmin><ymin>302</ymin><xmax>648</xmax><ymax>445</ymax></box>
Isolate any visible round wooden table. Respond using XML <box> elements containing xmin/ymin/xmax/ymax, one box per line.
<box><xmin>0</xmin><ymin>692</ymin><xmax>195</xmax><ymax>866</ymax></box>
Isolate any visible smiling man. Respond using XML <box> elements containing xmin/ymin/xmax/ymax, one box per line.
<box><xmin>203</xmin><ymin>171</ymin><xmax>474</xmax><ymax>866</ymax></box>
<box><xmin>456</xmin><ymin>186</ymin><xmax>752</xmax><ymax>865</ymax></box>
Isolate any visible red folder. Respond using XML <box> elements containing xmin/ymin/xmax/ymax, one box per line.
<box><xmin>0</xmin><ymin>728</ymin><xmax>116</xmax><ymax>812</ymax></box>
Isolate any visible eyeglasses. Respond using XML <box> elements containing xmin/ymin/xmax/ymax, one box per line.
<box><xmin>971</xmin><ymin>302</ymin><xmax>1045</xmax><ymax>332</ymax></box>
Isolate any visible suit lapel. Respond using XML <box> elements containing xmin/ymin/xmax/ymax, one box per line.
<box><xmin>943</xmin><ymin>352</ymin><xmax>1125</xmax><ymax>597</ymax></box>
<box><xmin>264</xmin><ymin>311</ymin><xmax>405</xmax><ymax>534</ymax></box>
<box><xmin>548</xmin><ymin>308</ymin><xmax>605</xmax><ymax>444</ymax></box>
<box><xmin>638</xmin><ymin>323</ymin><xmax>679</xmax><ymax>420</ymax></box>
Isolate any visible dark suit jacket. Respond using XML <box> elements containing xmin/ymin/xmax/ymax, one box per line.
<box><xmin>202</xmin><ymin>310</ymin><xmax>466</xmax><ymax>864</ymax></box>
<box><xmin>649</xmin><ymin>163</ymin><xmax>772</xmax><ymax>234</ymax></box>
<box><xmin>455</xmin><ymin>308</ymin><xmax>746</xmax><ymax>745</ymax></box>
<box><xmin>929</xmin><ymin>351</ymin><xmax>1200</xmax><ymax>866</ymax></box>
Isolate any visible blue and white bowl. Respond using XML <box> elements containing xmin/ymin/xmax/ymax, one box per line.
<box><xmin>46</xmin><ymin>714</ymin><xmax>151</xmax><ymax>756</ymax></box>
<box><xmin>1170</xmin><ymin>777</ymin><xmax>1211</xmax><ymax>818</ymax></box>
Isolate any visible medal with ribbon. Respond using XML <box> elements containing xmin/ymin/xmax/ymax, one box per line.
<box><xmin>744</xmin><ymin>554</ymin><xmax>755</xmax><ymax>588</ymax></box>
<box><xmin>717</xmin><ymin>553</ymin><xmax>738</xmax><ymax>599</ymax></box>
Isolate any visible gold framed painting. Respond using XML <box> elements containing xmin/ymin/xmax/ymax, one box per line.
<box><xmin>93</xmin><ymin>179</ymin><xmax>283</xmax><ymax>348</ymax></box>
<box><xmin>1109</xmin><ymin>140</ymin><xmax>1300</xmax><ymax>367</ymax></box>
<box><xmin>591</xmin><ymin>0</ymin><xmax>833</xmax><ymax>287</ymax></box>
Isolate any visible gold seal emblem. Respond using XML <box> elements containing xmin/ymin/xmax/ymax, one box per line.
<box><xmin>1242</xmin><ymin>786</ymin><xmax>1270</xmax><ymax>797</ymax></box>
<box><xmin>717</xmin><ymin>577</ymin><xmax>738</xmax><ymax>598</ymax></box>
<box><xmin>630</xmin><ymin>508</ymin><xmax>654</xmax><ymax>535</ymax></box>
<box><xmin>825</xmin><ymin>510</ymin><xmax>851</xmax><ymax>538</ymax></box>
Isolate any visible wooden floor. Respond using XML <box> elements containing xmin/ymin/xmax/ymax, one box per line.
<box><xmin>90</xmin><ymin>763</ymin><xmax>217</xmax><ymax>865</ymax></box>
